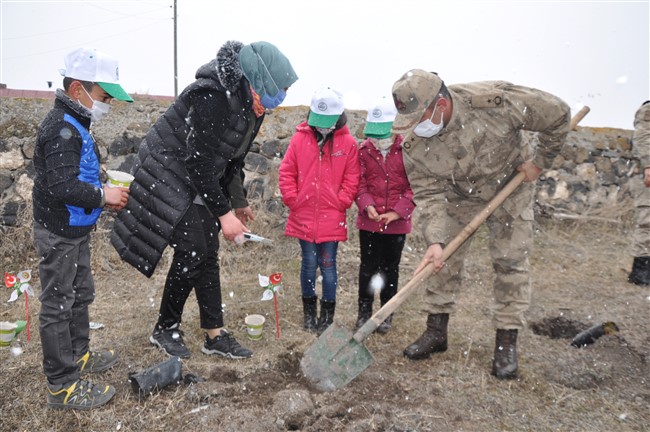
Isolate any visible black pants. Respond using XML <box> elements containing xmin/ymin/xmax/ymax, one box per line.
<box><xmin>358</xmin><ymin>230</ymin><xmax>406</xmax><ymax>304</ymax></box>
<box><xmin>157</xmin><ymin>204</ymin><xmax>223</xmax><ymax>330</ymax></box>
<box><xmin>34</xmin><ymin>222</ymin><xmax>94</xmax><ymax>385</ymax></box>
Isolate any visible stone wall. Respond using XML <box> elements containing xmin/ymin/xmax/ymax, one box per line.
<box><xmin>0</xmin><ymin>96</ymin><xmax>638</xmax><ymax>228</ymax></box>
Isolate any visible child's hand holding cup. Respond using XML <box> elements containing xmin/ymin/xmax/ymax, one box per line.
<box><xmin>105</xmin><ymin>170</ymin><xmax>133</xmax><ymax>211</ymax></box>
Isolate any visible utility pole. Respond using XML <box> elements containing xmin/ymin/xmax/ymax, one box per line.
<box><xmin>173</xmin><ymin>0</ymin><xmax>178</xmax><ymax>98</ymax></box>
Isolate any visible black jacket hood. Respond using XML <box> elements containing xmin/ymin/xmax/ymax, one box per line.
<box><xmin>195</xmin><ymin>40</ymin><xmax>244</xmax><ymax>92</ymax></box>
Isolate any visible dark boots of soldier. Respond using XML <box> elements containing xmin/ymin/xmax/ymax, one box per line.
<box><xmin>302</xmin><ymin>296</ymin><xmax>318</xmax><ymax>332</ymax></box>
<box><xmin>355</xmin><ymin>300</ymin><xmax>373</xmax><ymax>330</ymax></box>
<box><xmin>403</xmin><ymin>313</ymin><xmax>449</xmax><ymax>360</ymax></box>
<box><xmin>628</xmin><ymin>256</ymin><xmax>650</xmax><ymax>286</ymax></box>
<box><xmin>317</xmin><ymin>300</ymin><xmax>336</xmax><ymax>336</ymax></box>
<box><xmin>492</xmin><ymin>329</ymin><xmax>518</xmax><ymax>379</ymax></box>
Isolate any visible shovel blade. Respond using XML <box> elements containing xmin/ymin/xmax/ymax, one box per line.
<box><xmin>300</xmin><ymin>321</ymin><xmax>374</xmax><ymax>392</ymax></box>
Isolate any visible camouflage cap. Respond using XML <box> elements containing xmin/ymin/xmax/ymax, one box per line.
<box><xmin>391</xmin><ymin>69</ymin><xmax>442</xmax><ymax>134</ymax></box>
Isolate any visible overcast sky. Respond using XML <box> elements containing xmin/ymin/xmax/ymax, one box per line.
<box><xmin>1</xmin><ymin>0</ymin><xmax>648</xmax><ymax>129</ymax></box>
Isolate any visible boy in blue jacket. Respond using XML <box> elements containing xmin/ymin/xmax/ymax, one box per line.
<box><xmin>32</xmin><ymin>48</ymin><xmax>132</xmax><ymax>410</ymax></box>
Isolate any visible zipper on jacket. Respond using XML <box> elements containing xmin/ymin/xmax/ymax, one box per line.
<box><xmin>370</xmin><ymin>148</ymin><xmax>390</xmax><ymax>216</ymax></box>
<box><xmin>315</xmin><ymin>135</ymin><xmax>323</xmax><ymax>241</ymax></box>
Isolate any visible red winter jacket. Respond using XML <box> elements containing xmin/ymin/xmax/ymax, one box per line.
<box><xmin>279</xmin><ymin>121</ymin><xmax>360</xmax><ymax>243</ymax></box>
<box><xmin>355</xmin><ymin>135</ymin><xmax>415</xmax><ymax>234</ymax></box>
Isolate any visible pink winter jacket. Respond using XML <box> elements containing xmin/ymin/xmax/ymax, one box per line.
<box><xmin>279</xmin><ymin>121</ymin><xmax>360</xmax><ymax>243</ymax></box>
<box><xmin>355</xmin><ymin>135</ymin><xmax>415</xmax><ymax>234</ymax></box>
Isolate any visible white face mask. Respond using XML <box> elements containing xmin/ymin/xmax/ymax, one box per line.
<box><xmin>82</xmin><ymin>86</ymin><xmax>111</xmax><ymax>123</ymax></box>
<box><xmin>373</xmin><ymin>137</ymin><xmax>393</xmax><ymax>151</ymax></box>
<box><xmin>315</xmin><ymin>127</ymin><xmax>334</xmax><ymax>137</ymax></box>
<box><xmin>413</xmin><ymin>104</ymin><xmax>444</xmax><ymax>138</ymax></box>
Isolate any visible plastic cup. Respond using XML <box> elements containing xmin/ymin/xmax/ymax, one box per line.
<box><xmin>0</xmin><ymin>321</ymin><xmax>17</xmax><ymax>347</ymax></box>
<box><xmin>106</xmin><ymin>170</ymin><xmax>134</xmax><ymax>188</ymax></box>
<box><xmin>245</xmin><ymin>314</ymin><xmax>265</xmax><ymax>340</ymax></box>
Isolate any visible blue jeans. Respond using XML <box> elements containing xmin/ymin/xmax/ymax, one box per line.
<box><xmin>299</xmin><ymin>240</ymin><xmax>339</xmax><ymax>301</ymax></box>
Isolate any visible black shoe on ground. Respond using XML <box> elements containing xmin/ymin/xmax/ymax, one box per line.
<box><xmin>628</xmin><ymin>256</ymin><xmax>650</xmax><ymax>286</ymax></box>
<box><xmin>201</xmin><ymin>330</ymin><xmax>253</xmax><ymax>359</ymax></box>
<box><xmin>47</xmin><ymin>378</ymin><xmax>115</xmax><ymax>410</ymax></box>
<box><xmin>150</xmin><ymin>325</ymin><xmax>190</xmax><ymax>359</ymax></box>
<box><xmin>355</xmin><ymin>300</ymin><xmax>373</xmax><ymax>331</ymax></box>
<box><xmin>77</xmin><ymin>350</ymin><xmax>119</xmax><ymax>375</ymax></box>
<box><xmin>376</xmin><ymin>315</ymin><xmax>393</xmax><ymax>335</ymax></box>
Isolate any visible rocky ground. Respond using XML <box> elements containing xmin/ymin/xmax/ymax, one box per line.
<box><xmin>0</xmin><ymin>200</ymin><xmax>648</xmax><ymax>431</ymax></box>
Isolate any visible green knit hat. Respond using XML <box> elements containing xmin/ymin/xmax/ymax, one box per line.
<box><xmin>239</xmin><ymin>41</ymin><xmax>298</xmax><ymax>98</ymax></box>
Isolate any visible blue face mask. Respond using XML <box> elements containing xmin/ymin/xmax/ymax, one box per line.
<box><xmin>260</xmin><ymin>89</ymin><xmax>286</xmax><ymax>109</ymax></box>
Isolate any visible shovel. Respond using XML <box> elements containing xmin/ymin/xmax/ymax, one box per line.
<box><xmin>300</xmin><ymin>170</ymin><xmax>526</xmax><ymax>392</ymax></box>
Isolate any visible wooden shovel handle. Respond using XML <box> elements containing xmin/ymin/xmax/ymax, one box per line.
<box><xmin>570</xmin><ymin>106</ymin><xmax>590</xmax><ymax>131</ymax></box>
<box><xmin>353</xmin><ymin>171</ymin><xmax>526</xmax><ymax>342</ymax></box>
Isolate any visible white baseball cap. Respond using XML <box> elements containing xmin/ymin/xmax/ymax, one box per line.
<box><xmin>307</xmin><ymin>87</ymin><xmax>345</xmax><ymax>128</ymax></box>
<box><xmin>364</xmin><ymin>96</ymin><xmax>397</xmax><ymax>139</ymax></box>
<box><xmin>59</xmin><ymin>48</ymin><xmax>133</xmax><ymax>102</ymax></box>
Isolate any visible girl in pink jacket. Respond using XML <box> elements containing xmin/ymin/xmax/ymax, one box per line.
<box><xmin>279</xmin><ymin>87</ymin><xmax>360</xmax><ymax>335</ymax></box>
<box><xmin>355</xmin><ymin>96</ymin><xmax>415</xmax><ymax>334</ymax></box>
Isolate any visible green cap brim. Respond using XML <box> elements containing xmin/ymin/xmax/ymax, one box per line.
<box><xmin>366</xmin><ymin>131</ymin><xmax>392</xmax><ymax>139</ymax></box>
<box><xmin>308</xmin><ymin>111</ymin><xmax>339</xmax><ymax>128</ymax></box>
<box><xmin>98</xmin><ymin>82</ymin><xmax>134</xmax><ymax>102</ymax></box>
<box><xmin>364</xmin><ymin>121</ymin><xmax>393</xmax><ymax>138</ymax></box>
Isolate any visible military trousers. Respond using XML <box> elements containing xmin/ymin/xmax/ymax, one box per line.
<box><xmin>422</xmin><ymin>185</ymin><xmax>534</xmax><ymax>330</ymax></box>
<box><xmin>630</xmin><ymin>176</ymin><xmax>650</xmax><ymax>257</ymax></box>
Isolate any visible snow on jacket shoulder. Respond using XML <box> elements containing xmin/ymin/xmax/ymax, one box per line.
<box><xmin>279</xmin><ymin>121</ymin><xmax>360</xmax><ymax>243</ymax></box>
<box><xmin>355</xmin><ymin>135</ymin><xmax>415</xmax><ymax>234</ymax></box>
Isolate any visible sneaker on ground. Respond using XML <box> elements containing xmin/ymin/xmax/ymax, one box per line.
<box><xmin>150</xmin><ymin>326</ymin><xmax>190</xmax><ymax>359</ymax></box>
<box><xmin>77</xmin><ymin>350</ymin><xmax>119</xmax><ymax>375</ymax></box>
<box><xmin>47</xmin><ymin>379</ymin><xmax>115</xmax><ymax>410</ymax></box>
<box><xmin>201</xmin><ymin>330</ymin><xmax>253</xmax><ymax>359</ymax></box>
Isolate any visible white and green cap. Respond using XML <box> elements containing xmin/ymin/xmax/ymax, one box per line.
<box><xmin>59</xmin><ymin>48</ymin><xmax>133</xmax><ymax>102</ymax></box>
<box><xmin>308</xmin><ymin>87</ymin><xmax>345</xmax><ymax>128</ymax></box>
<box><xmin>364</xmin><ymin>96</ymin><xmax>397</xmax><ymax>139</ymax></box>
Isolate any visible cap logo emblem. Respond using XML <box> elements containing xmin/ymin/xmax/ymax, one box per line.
<box><xmin>115</xmin><ymin>67</ymin><xmax>119</xmax><ymax>80</ymax></box>
<box><xmin>372</xmin><ymin>108</ymin><xmax>383</xmax><ymax>118</ymax></box>
<box><xmin>318</xmin><ymin>102</ymin><xmax>328</xmax><ymax>112</ymax></box>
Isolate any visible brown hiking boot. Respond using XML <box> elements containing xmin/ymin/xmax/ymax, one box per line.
<box><xmin>403</xmin><ymin>313</ymin><xmax>449</xmax><ymax>360</ymax></box>
<box><xmin>492</xmin><ymin>329</ymin><xmax>518</xmax><ymax>379</ymax></box>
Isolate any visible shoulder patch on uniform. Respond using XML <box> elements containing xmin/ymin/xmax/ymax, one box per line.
<box><xmin>471</xmin><ymin>93</ymin><xmax>505</xmax><ymax>109</ymax></box>
<box><xmin>644</xmin><ymin>111</ymin><xmax>650</xmax><ymax>121</ymax></box>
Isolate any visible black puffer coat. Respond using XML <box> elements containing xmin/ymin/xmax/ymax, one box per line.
<box><xmin>111</xmin><ymin>40</ymin><xmax>264</xmax><ymax>277</ymax></box>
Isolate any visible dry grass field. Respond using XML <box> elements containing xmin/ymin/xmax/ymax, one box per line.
<box><xmin>1</xmin><ymin>197</ymin><xmax>648</xmax><ymax>431</ymax></box>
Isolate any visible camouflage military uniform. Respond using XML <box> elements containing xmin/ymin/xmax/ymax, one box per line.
<box><xmin>631</xmin><ymin>101</ymin><xmax>650</xmax><ymax>258</ymax></box>
<box><xmin>400</xmin><ymin>80</ymin><xmax>570</xmax><ymax>329</ymax></box>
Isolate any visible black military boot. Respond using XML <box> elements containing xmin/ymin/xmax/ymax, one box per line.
<box><xmin>628</xmin><ymin>256</ymin><xmax>650</xmax><ymax>286</ymax></box>
<box><xmin>317</xmin><ymin>300</ymin><xmax>336</xmax><ymax>336</ymax></box>
<box><xmin>302</xmin><ymin>296</ymin><xmax>318</xmax><ymax>332</ymax></box>
<box><xmin>492</xmin><ymin>329</ymin><xmax>518</xmax><ymax>379</ymax></box>
<box><xmin>403</xmin><ymin>313</ymin><xmax>449</xmax><ymax>360</ymax></box>
<box><xmin>354</xmin><ymin>299</ymin><xmax>373</xmax><ymax>330</ymax></box>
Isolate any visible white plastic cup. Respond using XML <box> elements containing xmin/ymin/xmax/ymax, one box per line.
<box><xmin>245</xmin><ymin>314</ymin><xmax>265</xmax><ymax>340</ymax></box>
<box><xmin>106</xmin><ymin>170</ymin><xmax>134</xmax><ymax>188</ymax></box>
<box><xmin>0</xmin><ymin>321</ymin><xmax>17</xmax><ymax>347</ymax></box>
